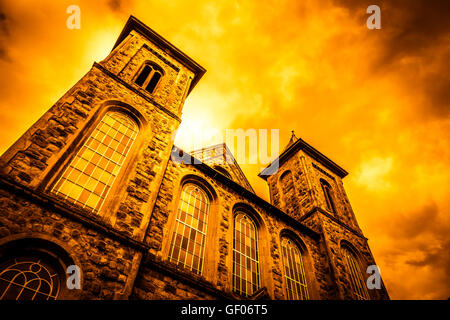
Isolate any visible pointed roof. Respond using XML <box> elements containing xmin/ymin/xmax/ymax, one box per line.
<box><xmin>259</xmin><ymin>134</ymin><xmax>348</xmax><ymax>179</ymax></box>
<box><xmin>283</xmin><ymin>130</ymin><xmax>298</xmax><ymax>152</ymax></box>
<box><xmin>190</xmin><ymin>143</ymin><xmax>255</xmax><ymax>193</ymax></box>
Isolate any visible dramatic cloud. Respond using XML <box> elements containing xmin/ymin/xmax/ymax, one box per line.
<box><xmin>0</xmin><ymin>0</ymin><xmax>448</xmax><ymax>299</ymax></box>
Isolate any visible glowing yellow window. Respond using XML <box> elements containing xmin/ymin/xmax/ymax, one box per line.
<box><xmin>281</xmin><ymin>238</ymin><xmax>309</xmax><ymax>300</ymax></box>
<box><xmin>168</xmin><ymin>183</ymin><xmax>210</xmax><ymax>275</ymax></box>
<box><xmin>342</xmin><ymin>247</ymin><xmax>370</xmax><ymax>300</ymax></box>
<box><xmin>52</xmin><ymin>111</ymin><xmax>138</xmax><ymax>213</ymax></box>
<box><xmin>233</xmin><ymin>212</ymin><xmax>260</xmax><ymax>297</ymax></box>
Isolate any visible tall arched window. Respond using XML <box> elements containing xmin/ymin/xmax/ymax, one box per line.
<box><xmin>342</xmin><ymin>246</ymin><xmax>369</xmax><ymax>300</ymax></box>
<box><xmin>281</xmin><ymin>238</ymin><xmax>309</xmax><ymax>300</ymax></box>
<box><xmin>0</xmin><ymin>257</ymin><xmax>60</xmax><ymax>300</ymax></box>
<box><xmin>52</xmin><ymin>111</ymin><xmax>139</xmax><ymax>213</ymax></box>
<box><xmin>134</xmin><ymin>63</ymin><xmax>163</xmax><ymax>94</ymax></box>
<box><xmin>320</xmin><ymin>179</ymin><xmax>336</xmax><ymax>213</ymax></box>
<box><xmin>233</xmin><ymin>212</ymin><xmax>260</xmax><ymax>297</ymax></box>
<box><xmin>168</xmin><ymin>183</ymin><xmax>210</xmax><ymax>275</ymax></box>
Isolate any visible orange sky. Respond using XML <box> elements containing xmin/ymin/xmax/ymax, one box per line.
<box><xmin>0</xmin><ymin>0</ymin><xmax>448</xmax><ymax>299</ymax></box>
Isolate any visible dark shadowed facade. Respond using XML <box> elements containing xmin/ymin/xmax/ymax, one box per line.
<box><xmin>0</xmin><ymin>16</ymin><xmax>389</xmax><ymax>300</ymax></box>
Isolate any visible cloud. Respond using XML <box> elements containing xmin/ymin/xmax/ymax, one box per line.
<box><xmin>0</xmin><ymin>5</ymin><xmax>11</xmax><ymax>62</ymax></box>
<box><xmin>107</xmin><ymin>0</ymin><xmax>135</xmax><ymax>13</ymax></box>
<box><xmin>0</xmin><ymin>0</ymin><xmax>448</xmax><ymax>299</ymax></box>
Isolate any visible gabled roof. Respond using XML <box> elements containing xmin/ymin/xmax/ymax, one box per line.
<box><xmin>190</xmin><ymin>143</ymin><xmax>255</xmax><ymax>193</ymax></box>
<box><xmin>283</xmin><ymin>130</ymin><xmax>298</xmax><ymax>153</ymax></box>
<box><xmin>112</xmin><ymin>15</ymin><xmax>206</xmax><ymax>95</ymax></box>
<box><xmin>259</xmin><ymin>135</ymin><xmax>348</xmax><ymax>179</ymax></box>
<box><xmin>169</xmin><ymin>146</ymin><xmax>319</xmax><ymax>240</ymax></box>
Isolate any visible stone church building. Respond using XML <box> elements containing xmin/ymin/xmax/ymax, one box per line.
<box><xmin>0</xmin><ymin>16</ymin><xmax>389</xmax><ymax>300</ymax></box>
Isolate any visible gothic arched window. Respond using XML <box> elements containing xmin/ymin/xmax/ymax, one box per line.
<box><xmin>168</xmin><ymin>183</ymin><xmax>210</xmax><ymax>275</ymax></box>
<box><xmin>134</xmin><ymin>63</ymin><xmax>163</xmax><ymax>94</ymax></box>
<box><xmin>0</xmin><ymin>257</ymin><xmax>60</xmax><ymax>300</ymax></box>
<box><xmin>281</xmin><ymin>237</ymin><xmax>309</xmax><ymax>300</ymax></box>
<box><xmin>342</xmin><ymin>246</ymin><xmax>369</xmax><ymax>300</ymax></box>
<box><xmin>52</xmin><ymin>111</ymin><xmax>139</xmax><ymax>213</ymax></box>
<box><xmin>320</xmin><ymin>179</ymin><xmax>336</xmax><ymax>213</ymax></box>
<box><xmin>233</xmin><ymin>212</ymin><xmax>260</xmax><ymax>297</ymax></box>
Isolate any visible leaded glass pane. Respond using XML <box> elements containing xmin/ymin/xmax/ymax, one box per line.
<box><xmin>52</xmin><ymin>111</ymin><xmax>139</xmax><ymax>213</ymax></box>
<box><xmin>168</xmin><ymin>183</ymin><xmax>210</xmax><ymax>275</ymax></box>
<box><xmin>232</xmin><ymin>212</ymin><xmax>260</xmax><ymax>297</ymax></box>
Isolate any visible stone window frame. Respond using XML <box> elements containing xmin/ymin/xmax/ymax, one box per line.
<box><xmin>50</xmin><ymin>111</ymin><xmax>139</xmax><ymax>214</ymax></box>
<box><xmin>228</xmin><ymin>203</ymin><xmax>272</xmax><ymax>299</ymax></box>
<box><xmin>279</xmin><ymin>235</ymin><xmax>309</xmax><ymax>299</ymax></box>
<box><xmin>320</xmin><ymin>178</ymin><xmax>337</xmax><ymax>214</ymax></box>
<box><xmin>42</xmin><ymin>100</ymin><xmax>149</xmax><ymax>222</ymax></box>
<box><xmin>167</xmin><ymin>183</ymin><xmax>210</xmax><ymax>275</ymax></box>
<box><xmin>161</xmin><ymin>174</ymin><xmax>219</xmax><ymax>283</ymax></box>
<box><xmin>339</xmin><ymin>240</ymin><xmax>370</xmax><ymax>300</ymax></box>
<box><xmin>0</xmin><ymin>234</ymin><xmax>82</xmax><ymax>300</ymax></box>
<box><xmin>232</xmin><ymin>211</ymin><xmax>260</xmax><ymax>297</ymax></box>
<box><xmin>277</xmin><ymin>229</ymin><xmax>320</xmax><ymax>300</ymax></box>
<box><xmin>132</xmin><ymin>61</ymin><xmax>165</xmax><ymax>95</ymax></box>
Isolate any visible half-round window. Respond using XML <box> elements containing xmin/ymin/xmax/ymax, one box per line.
<box><xmin>0</xmin><ymin>256</ymin><xmax>60</xmax><ymax>300</ymax></box>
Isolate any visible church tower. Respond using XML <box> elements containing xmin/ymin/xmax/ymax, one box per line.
<box><xmin>0</xmin><ymin>16</ymin><xmax>388</xmax><ymax>301</ymax></box>
<box><xmin>259</xmin><ymin>132</ymin><xmax>390</xmax><ymax>300</ymax></box>
<box><xmin>0</xmin><ymin>16</ymin><xmax>205</xmax><ymax>299</ymax></box>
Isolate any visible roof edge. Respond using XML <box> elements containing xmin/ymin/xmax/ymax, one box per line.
<box><xmin>259</xmin><ymin>138</ymin><xmax>348</xmax><ymax>179</ymax></box>
<box><xmin>112</xmin><ymin>15</ymin><xmax>206</xmax><ymax>95</ymax></box>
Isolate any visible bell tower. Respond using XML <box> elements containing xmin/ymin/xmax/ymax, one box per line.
<box><xmin>0</xmin><ymin>15</ymin><xmax>205</xmax><ymax>300</ymax></box>
<box><xmin>0</xmin><ymin>15</ymin><xmax>205</xmax><ymax>239</ymax></box>
<box><xmin>260</xmin><ymin>131</ymin><xmax>360</xmax><ymax>231</ymax></box>
<box><xmin>259</xmin><ymin>132</ymin><xmax>389</xmax><ymax>300</ymax></box>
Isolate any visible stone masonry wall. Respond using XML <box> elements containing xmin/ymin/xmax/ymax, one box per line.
<box><xmin>133</xmin><ymin>158</ymin><xmax>337</xmax><ymax>300</ymax></box>
<box><xmin>266</xmin><ymin>148</ymin><xmax>389</xmax><ymax>299</ymax></box>
<box><xmin>0</xmin><ymin>28</ymin><xmax>195</xmax><ymax>240</ymax></box>
<box><xmin>0</xmin><ymin>187</ymin><xmax>139</xmax><ymax>300</ymax></box>
<box><xmin>102</xmin><ymin>31</ymin><xmax>193</xmax><ymax>116</ymax></box>
<box><xmin>319</xmin><ymin>215</ymin><xmax>389</xmax><ymax>300</ymax></box>
<box><xmin>267</xmin><ymin>152</ymin><xmax>316</xmax><ymax>221</ymax></box>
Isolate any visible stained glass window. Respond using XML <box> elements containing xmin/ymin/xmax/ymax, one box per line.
<box><xmin>168</xmin><ymin>183</ymin><xmax>210</xmax><ymax>275</ymax></box>
<box><xmin>233</xmin><ymin>212</ymin><xmax>260</xmax><ymax>297</ymax></box>
<box><xmin>52</xmin><ymin>111</ymin><xmax>139</xmax><ymax>213</ymax></box>
<box><xmin>342</xmin><ymin>247</ymin><xmax>369</xmax><ymax>300</ymax></box>
<box><xmin>281</xmin><ymin>238</ymin><xmax>309</xmax><ymax>300</ymax></box>
<box><xmin>0</xmin><ymin>257</ymin><xmax>60</xmax><ymax>300</ymax></box>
